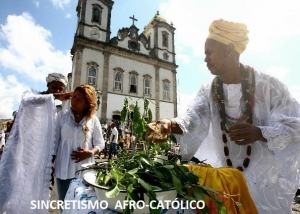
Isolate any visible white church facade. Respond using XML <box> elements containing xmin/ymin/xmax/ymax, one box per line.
<box><xmin>64</xmin><ymin>0</ymin><xmax>178</xmax><ymax>123</ymax></box>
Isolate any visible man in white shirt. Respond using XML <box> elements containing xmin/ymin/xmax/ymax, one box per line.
<box><xmin>131</xmin><ymin>133</ymin><xmax>136</xmax><ymax>154</ymax></box>
<box><xmin>108</xmin><ymin>122</ymin><xmax>118</xmax><ymax>159</ymax></box>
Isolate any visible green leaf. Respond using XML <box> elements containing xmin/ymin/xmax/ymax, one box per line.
<box><xmin>104</xmin><ymin>174</ymin><xmax>113</xmax><ymax>186</ymax></box>
<box><xmin>127</xmin><ymin>168</ymin><xmax>138</xmax><ymax>175</ymax></box>
<box><xmin>127</xmin><ymin>184</ymin><xmax>134</xmax><ymax>193</ymax></box>
<box><xmin>162</xmin><ymin>165</ymin><xmax>174</xmax><ymax>169</ymax></box>
<box><xmin>106</xmin><ymin>185</ymin><xmax>120</xmax><ymax>198</ymax></box>
<box><xmin>193</xmin><ymin>186</ymin><xmax>205</xmax><ymax>201</ymax></box>
<box><xmin>219</xmin><ymin>204</ymin><xmax>228</xmax><ymax>214</ymax></box>
<box><xmin>171</xmin><ymin>174</ymin><xmax>185</xmax><ymax>195</ymax></box>
<box><xmin>138</xmin><ymin>178</ymin><xmax>156</xmax><ymax>199</ymax></box>
<box><xmin>111</xmin><ymin>169</ymin><xmax>123</xmax><ymax>183</ymax></box>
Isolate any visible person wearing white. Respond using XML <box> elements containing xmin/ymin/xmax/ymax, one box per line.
<box><xmin>131</xmin><ymin>133</ymin><xmax>136</xmax><ymax>154</ymax></box>
<box><xmin>53</xmin><ymin>84</ymin><xmax>105</xmax><ymax>202</ymax></box>
<box><xmin>0</xmin><ymin>73</ymin><xmax>70</xmax><ymax>214</ymax></box>
<box><xmin>147</xmin><ymin>19</ymin><xmax>300</xmax><ymax>213</ymax></box>
<box><xmin>108</xmin><ymin>122</ymin><xmax>118</xmax><ymax>159</ymax></box>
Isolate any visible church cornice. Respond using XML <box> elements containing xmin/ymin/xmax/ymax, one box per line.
<box><xmin>71</xmin><ymin>36</ymin><xmax>178</xmax><ymax>71</ymax></box>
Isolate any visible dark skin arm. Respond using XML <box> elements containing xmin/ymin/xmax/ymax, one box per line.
<box><xmin>147</xmin><ymin>119</ymin><xmax>267</xmax><ymax>145</ymax></box>
<box><xmin>53</xmin><ymin>92</ymin><xmax>73</xmax><ymax>101</ymax></box>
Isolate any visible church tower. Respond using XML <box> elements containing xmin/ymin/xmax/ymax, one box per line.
<box><xmin>66</xmin><ymin>0</ymin><xmax>178</xmax><ymax>123</ymax></box>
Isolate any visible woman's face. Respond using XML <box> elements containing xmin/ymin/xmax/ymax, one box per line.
<box><xmin>71</xmin><ymin>90</ymin><xmax>87</xmax><ymax>113</ymax></box>
<box><xmin>204</xmin><ymin>39</ymin><xmax>229</xmax><ymax>76</ymax></box>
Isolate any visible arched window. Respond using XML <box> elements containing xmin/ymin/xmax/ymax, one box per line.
<box><xmin>88</xmin><ymin>66</ymin><xmax>97</xmax><ymax>86</ymax></box>
<box><xmin>114</xmin><ymin>71</ymin><xmax>122</xmax><ymax>90</ymax></box>
<box><xmin>130</xmin><ymin>75</ymin><xmax>137</xmax><ymax>93</ymax></box>
<box><xmin>92</xmin><ymin>5</ymin><xmax>102</xmax><ymax>24</ymax></box>
<box><xmin>162</xmin><ymin>31</ymin><xmax>169</xmax><ymax>48</ymax></box>
<box><xmin>163</xmin><ymin>82</ymin><xmax>170</xmax><ymax>99</ymax></box>
<box><xmin>144</xmin><ymin>78</ymin><xmax>150</xmax><ymax>95</ymax></box>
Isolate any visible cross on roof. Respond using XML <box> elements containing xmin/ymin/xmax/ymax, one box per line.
<box><xmin>129</xmin><ymin>15</ymin><xmax>138</xmax><ymax>26</ymax></box>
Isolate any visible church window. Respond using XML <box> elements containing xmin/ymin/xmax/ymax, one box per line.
<box><xmin>144</xmin><ymin>78</ymin><xmax>151</xmax><ymax>95</ymax></box>
<box><xmin>92</xmin><ymin>5</ymin><xmax>102</xmax><ymax>24</ymax></box>
<box><xmin>88</xmin><ymin>66</ymin><xmax>97</xmax><ymax>86</ymax></box>
<box><xmin>130</xmin><ymin>75</ymin><xmax>137</xmax><ymax>93</ymax></box>
<box><xmin>163</xmin><ymin>81</ymin><xmax>170</xmax><ymax>100</ymax></box>
<box><xmin>114</xmin><ymin>71</ymin><xmax>122</xmax><ymax>91</ymax></box>
<box><xmin>162</xmin><ymin>31</ymin><xmax>169</xmax><ymax>48</ymax></box>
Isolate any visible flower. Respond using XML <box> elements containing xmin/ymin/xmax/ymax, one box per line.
<box><xmin>83</xmin><ymin>125</ymin><xmax>89</xmax><ymax>133</ymax></box>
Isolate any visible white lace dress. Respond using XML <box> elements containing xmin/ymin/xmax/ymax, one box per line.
<box><xmin>0</xmin><ymin>89</ymin><xmax>56</xmax><ymax>214</ymax></box>
<box><xmin>175</xmin><ymin>69</ymin><xmax>300</xmax><ymax>214</ymax></box>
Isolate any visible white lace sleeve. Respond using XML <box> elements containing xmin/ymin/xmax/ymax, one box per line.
<box><xmin>92</xmin><ymin>116</ymin><xmax>105</xmax><ymax>152</ymax></box>
<box><xmin>53</xmin><ymin>111</ymin><xmax>62</xmax><ymax>156</ymax></box>
<box><xmin>174</xmin><ymin>84</ymin><xmax>211</xmax><ymax>161</ymax></box>
<box><xmin>21</xmin><ymin>89</ymin><xmax>54</xmax><ymax>106</ymax></box>
<box><xmin>257</xmin><ymin>76</ymin><xmax>300</xmax><ymax>155</ymax></box>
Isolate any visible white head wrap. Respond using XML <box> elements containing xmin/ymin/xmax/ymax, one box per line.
<box><xmin>46</xmin><ymin>73</ymin><xmax>68</xmax><ymax>86</ymax></box>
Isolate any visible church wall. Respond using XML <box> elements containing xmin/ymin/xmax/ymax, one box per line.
<box><xmin>157</xmin><ymin>27</ymin><xmax>173</xmax><ymax>52</ymax></box>
<box><xmin>108</xmin><ymin>55</ymin><xmax>155</xmax><ymax>97</ymax></box>
<box><xmin>83</xmin><ymin>0</ymin><xmax>109</xmax><ymax>42</ymax></box>
<box><xmin>80</xmin><ymin>48</ymin><xmax>104</xmax><ymax>89</ymax></box>
<box><xmin>159</xmin><ymin>101</ymin><xmax>175</xmax><ymax>119</ymax></box>
<box><xmin>159</xmin><ymin>68</ymin><xmax>174</xmax><ymax>102</ymax></box>
<box><xmin>144</xmin><ymin>28</ymin><xmax>155</xmax><ymax>49</ymax></box>
<box><xmin>84</xmin><ymin>0</ymin><xmax>109</xmax><ymax>29</ymax></box>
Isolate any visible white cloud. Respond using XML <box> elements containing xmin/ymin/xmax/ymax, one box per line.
<box><xmin>0</xmin><ymin>13</ymin><xmax>71</xmax><ymax>82</ymax></box>
<box><xmin>159</xmin><ymin>0</ymin><xmax>300</xmax><ymax>57</ymax></box>
<box><xmin>65</xmin><ymin>13</ymin><xmax>72</xmax><ymax>19</ymax></box>
<box><xmin>50</xmin><ymin>0</ymin><xmax>72</xmax><ymax>9</ymax></box>
<box><xmin>0</xmin><ymin>74</ymin><xmax>29</xmax><ymax>119</ymax></box>
<box><xmin>0</xmin><ymin>12</ymin><xmax>72</xmax><ymax>118</ymax></box>
<box><xmin>263</xmin><ymin>66</ymin><xmax>290</xmax><ymax>80</ymax></box>
<box><xmin>33</xmin><ymin>0</ymin><xmax>40</xmax><ymax>8</ymax></box>
<box><xmin>176</xmin><ymin>53</ymin><xmax>191</xmax><ymax>64</ymax></box>
<box><xmin>177</xmin><ymin>92</ymin><xmax>196</xmax><ymax>115</ymax></box>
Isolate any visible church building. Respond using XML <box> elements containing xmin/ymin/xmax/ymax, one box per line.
<box><xmin>65</xmin><ymin>0</ymin><xmax>178</xmax><ymax>123</ymax></box>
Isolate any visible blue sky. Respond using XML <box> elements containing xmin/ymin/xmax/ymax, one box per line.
<box><xmin>1</xmin><ymin>0</ymin><xmax>300</xmax><ymax>119</ymax></box>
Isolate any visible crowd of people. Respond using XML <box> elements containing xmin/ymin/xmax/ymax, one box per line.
<box><xmin>1</xmin><ymin>18</ymin><xmax>300</xmax><ymax>214</ymax></box>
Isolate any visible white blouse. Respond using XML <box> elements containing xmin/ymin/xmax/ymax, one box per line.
<box><xmin>175</xmin><ymin>69</ymin><xmax>300</xmax><ymax>214</ymax></box>
<box><xmin>54</xmin><ymin>108</ymin><xmax>105</xmax><ymax>180</ymax></box>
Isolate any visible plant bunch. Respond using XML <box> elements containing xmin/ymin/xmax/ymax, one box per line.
<box><xmin>86</xmin><ymin>143</ymin><xmax>228</xmax><ymax>214</ymax></box>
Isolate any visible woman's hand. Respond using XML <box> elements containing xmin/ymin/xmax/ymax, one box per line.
<box><xmin>54</xmin><ymin>91</ymin><xmax>73</xmax><ymax>101</ymax></box>
<box><xmin>228</xmin><ymin>123</ymin><xmax>267</xmax><ymax>145</ymax></box>
<box><xmin>71</xmin><ymin>147</ymin><xmax>93</xmax><ymax>163</ymax></box>
<box><xmin>146</xmin><ymin>119</ymin><xmax>171</xmax><ymax>143</ymax></box>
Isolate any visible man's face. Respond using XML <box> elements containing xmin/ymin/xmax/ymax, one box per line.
<box><xmin>204</xmin><ymin>39</ymin><xmax>229</xmax><ymax>76</ymax></box>
<box><xmin>47</xmin><ymin>81</ymin><xmax>66</xmax><ymax>94</ymax></box>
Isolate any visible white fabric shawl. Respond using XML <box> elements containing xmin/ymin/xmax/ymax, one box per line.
<box><xmin>0</xmin><ymin>89</ymin><xmax>56</xmax><ymax>214</ymax></box>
